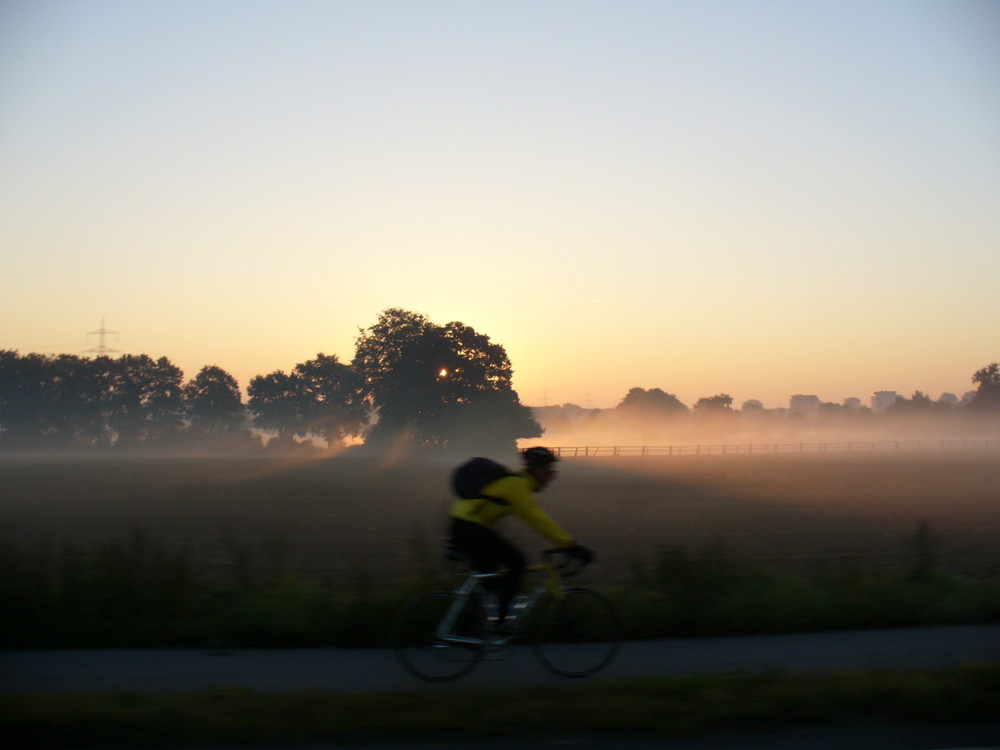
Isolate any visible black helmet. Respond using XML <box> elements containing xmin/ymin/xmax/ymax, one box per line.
<box><xmin>521</xmin><ymin>446</ymin><xmax>559</xmax><ymax>468</ymax></box>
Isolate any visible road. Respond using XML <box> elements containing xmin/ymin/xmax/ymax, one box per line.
<box><xmin>3</xmin><ymin>626</ymin><xmax>999</xmax><ymax>750</ymax></box>
<box><xmin>2</xmin><ymin>624</ymin><xmax>999</xmax><ymax>694</ymax></box>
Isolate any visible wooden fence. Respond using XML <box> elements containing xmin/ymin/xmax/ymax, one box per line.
<box><xmin>552</xmin><ymin>439</ymin><xmax>998</xmax><ymax>457</ymax></box>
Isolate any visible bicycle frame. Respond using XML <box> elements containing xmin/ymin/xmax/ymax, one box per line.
<box><xmin>438</xmin><ymin>550</ymin><xmax>578</xmax><ymax>647</ymax></box>
<box><xmin>436</xmin><ymin>570</ymin><xmax>502</xmax><ymax>646</ymax></box>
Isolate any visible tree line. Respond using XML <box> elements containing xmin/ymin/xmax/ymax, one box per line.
<box><xmin>3</xmin><ymin>307</ymin><xmax>998</xmax><ymax>453</ymax></box>
<box><xmin>535</xmin><ymin>365</ymin><xmax>1000</xmax><ymax>440</ymax></box>
<box><xmin>612</xmin><ymin>363</ymin><xmax>1000</xmax><ymax>417</ymax></box>
<box><xmin>0</xmin><ymin>309</ymin><xmax>540</xmax><ymax>454</ymax></box>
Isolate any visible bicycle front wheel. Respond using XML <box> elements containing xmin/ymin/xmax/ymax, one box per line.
<box><xmin>528</xmin><ymin>588</ymin><xmax>621</xmax><ymax>678</ymax></box>
<box><xmin>393</xmin><ymin>592</ymin><xmax>486</xmax><ymax>682</ymax></box>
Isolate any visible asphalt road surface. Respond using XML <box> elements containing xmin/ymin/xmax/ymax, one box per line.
<box><xmin>3</xmin><ymin>626</ymin><xmax>999</xmax><ymax>750</ymax></box>
<box><xmin>2</xmin><ymin>624</ymin><xmax>999</xmax><ymax>694</ymax></box>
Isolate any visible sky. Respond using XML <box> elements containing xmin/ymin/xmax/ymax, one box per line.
<box><xmin>2</xmin><ymin>0</ymin><xmax>999</xmax><ymax>410</ymax></box>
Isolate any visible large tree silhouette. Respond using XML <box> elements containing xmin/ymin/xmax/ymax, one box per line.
<box><xmin>353</xmin><ymin>308</ymin><xmax>540</xmax><ymax>452</ymax></box>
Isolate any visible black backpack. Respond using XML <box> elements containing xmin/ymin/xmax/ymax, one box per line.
<box><xmin>451</xmin><ymin>457</ymin><xmax>513</xmax><ymax>504</ymax></box>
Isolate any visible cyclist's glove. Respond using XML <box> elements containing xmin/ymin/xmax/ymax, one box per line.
<box><xmin>567</xmin><ymin>544</ymin><xmax>595</xmax><ymax>564</ymax></box>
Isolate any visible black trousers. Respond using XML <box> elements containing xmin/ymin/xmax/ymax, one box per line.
<box><xmin>449</xmin><ymin>518</ymin><xmax>526</xmax><ymax>617</ymax></box>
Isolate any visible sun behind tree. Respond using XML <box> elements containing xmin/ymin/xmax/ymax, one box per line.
<box><xmin>353</xmin><ymin>308</ymin><xmax>541</xmax><ymax>454</ymax></box>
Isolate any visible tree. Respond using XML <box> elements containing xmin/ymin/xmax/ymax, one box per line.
<box><xmin>247</xmin><ymin>369</ymin><xmax>307</xmax><ymax>443</ymax></box>
<box><xmin>0</xmin><ymin>351</ymin><xmax>106</xmax><ymax>447</ymax></box>
<box><xmin>692</xmin><ymin>393</ymin><xmax>736</xmax><ymax>436</ymax></box>
<box><xmin>247</xmin><ymin>354</ymin><xmax>368</xmax><ymax>449</ymax></box>
<box><xmin>353</xmin><ymin>309</ymin><xmax>450</xmax><ymax>437</ymax></box>
<box><xmin>353</xmin><ymin>308</ymin><xmax>541</xmax><ymax>452</ymax></box>
<box><xmin>103</xmin><ymin>355</ymin><xmax>185</xmax><ymax>447</ymax></box>
<box><xmin>693</xmin><ymin>394</ymin><xmax>734</xmax><ymax>412</ymax></box>
<box><xmin>183</xmin><ymin>366</ymin><xmax>247</xmax><ymax>436</ymax></box>
<box><xmin>886</xmin><ymin>391</ymin><xmax>934</xmax><ymax>416</ymax></box>
<box><xmin>614</xmin><ymin>387</ymin><xmax>689</xmax><ymax>441</ymax></box>
<box><xmin>0</xmin><ymin>351</ymin><xmax>59</xmax><ymax>445</ymax></box>
<box><xmin>970</xmin><ymin>363</ymin><xmax>1000</xmax><ymax>412</ymax></box>
<box><xmin>44</xmin><ymin>354</ymin><xmax>108</xmax><ymax>445</ymax></box>
<box><xmin>293</xmin><ymin>353</ymin><xmax>367</xmax><ymax>448</ymax></box>
<box><xmin>616</xmin><ymin>387</ymin><xmax>688</xmax><ymax>415</ymax></box>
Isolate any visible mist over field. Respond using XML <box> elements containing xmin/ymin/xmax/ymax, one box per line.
<box><xmin>528</xmin><ymin>404</ymin><xmax>998</xmax><ymax>453</ymax></box>
<box><xmin>2</xmin><ymin>448</ymin><xmax>998</xmax><ymax>586</ymax></box>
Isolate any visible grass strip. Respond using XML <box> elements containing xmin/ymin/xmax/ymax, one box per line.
<box><xmin>3</xmin><ymin>664</ymin><xmax>999</xmax><ymax>747</ymax></box>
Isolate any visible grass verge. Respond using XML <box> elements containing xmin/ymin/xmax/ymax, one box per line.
<box><xmin>3</xmin><ymin>665</ymin><xmax>999</xmax><ymax>747</ymax></box>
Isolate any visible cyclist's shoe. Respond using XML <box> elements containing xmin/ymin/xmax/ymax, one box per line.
<box><xmin>479</xmin><ymin>592</ymin><xmax>501</xmax><ymax>627</ymax></box>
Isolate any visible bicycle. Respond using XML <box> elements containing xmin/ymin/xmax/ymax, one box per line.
<box><xmin>393</xmin><ymin>547</ymin><xmax>621</xmax><ymax>682</ymax></box>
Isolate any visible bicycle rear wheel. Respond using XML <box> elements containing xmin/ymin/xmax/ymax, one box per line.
<box><xmin>393</xmin><ymin>592</ymin><xmax>486</xmax><ymax>682</ymax></box>
<box><xmin>528</xmin><ymin>588</ymin><xmax>621</xmax><ymax>677</ymax></box>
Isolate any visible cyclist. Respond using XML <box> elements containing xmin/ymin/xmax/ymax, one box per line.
<box><xmin>448</xmin><ymin>446</ymin><xmax>593</xmax><ymax>628</ymax></box>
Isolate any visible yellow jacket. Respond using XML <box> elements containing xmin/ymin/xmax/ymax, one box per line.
<box><xmin>450</xmin><ymin>470</ymin><xmax>575</xmax><ymax>548</ymax></box>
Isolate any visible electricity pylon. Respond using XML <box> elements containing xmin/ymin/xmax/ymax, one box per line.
<box><xmin>84</xmin><ymin>317</ymin><xmax>120</xmax><ymax>355</ymax></box>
